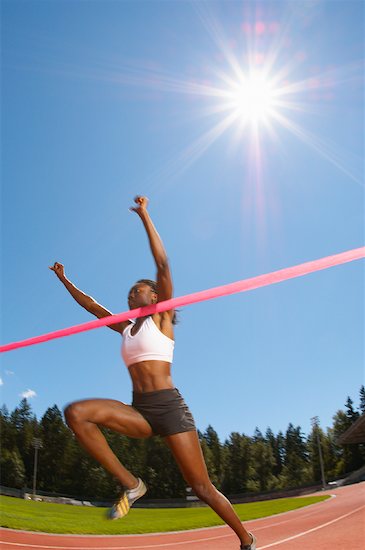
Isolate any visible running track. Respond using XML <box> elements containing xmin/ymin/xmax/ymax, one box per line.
<box><xmin>1</xmin><ymin>483</ymin><xmax>364</xmax><ymax>550</ymax></box>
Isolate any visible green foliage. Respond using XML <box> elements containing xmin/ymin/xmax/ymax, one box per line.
<box><xmin>9</xmin><ymin>399</ymin><xmax>38</xmax><ymax>486</ymax></box>
<box><xmin>250</xmin><ymin>437</ymin><xmax>278</xmax><ymax>491</ymax></box>
<box><xmin>0</xmin><ymin>405</ymin><xmax>17</xmax><ymax>451</ymax></box>
<box><xmin>277</xmin><ymin>424</ymin><xmax>310</xmax><ymax>489</ymax></box>
<box><xmin>38</xmin><ymin>405</ymin><xmax>76</xmax><ymax>493</ymax></box>
<box><xmin>1</xmin><ymin>386</ymin><xmax>364</xmax><ymax>500</ymax></box>
<box><xmin>0</xmin><ymin>449</ymin><xmax>25</xmax><ymax>488</ymax></box>
<box><xmin>199</xmin><ymin>438</ymin><xmax>219</xmax><ymax>487</ymax></box>
<box><xmin>331</xmin><ymin>409</ymin><xmax>365</xmax><ymax>475</ymax></box>
<box><xmin>142</xmin><ymin>437</ymin><xmax>186</xmax><ymax>498</ymax></box>
<box><xmin>307</xmin><ymin>424</ymin><xmax>337</xmax><ymax>483</ymax></box>
<box><xmin>221</xmin><ymin>432</ymin><xmax>253</xmax><ymax>494</ymax></box>
<box><xmin>201</xmin><ymin>425</ymin><xmax>222</xmax><ymax>485</ymax></box>
<box><xmin>265</xmin><ymin>428</ymin><xmax>284</xmax><ymax>478</ymax></box>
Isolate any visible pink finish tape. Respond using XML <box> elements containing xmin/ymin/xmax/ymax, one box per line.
<box><xmin>1</xmin><ymin>247</ymin><xmax>364</xmax><ymax>353</ymax></box>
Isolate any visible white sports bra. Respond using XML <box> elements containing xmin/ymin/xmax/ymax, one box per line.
<box><xmin>121</xmin><ymin>316</ymin><xmax>174</xmax><ymax>368</ymax></box>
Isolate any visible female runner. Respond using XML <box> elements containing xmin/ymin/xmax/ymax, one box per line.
<box><xmin>49</xmin><ymin>196</ymin><xmax>256</xmax><ymax>550</ymax></box>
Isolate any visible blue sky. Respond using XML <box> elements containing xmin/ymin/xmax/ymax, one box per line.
<box><xmin>1</xmin><ymin>0</ymin><xmax>364</xmax><ymax>443</ymax></box>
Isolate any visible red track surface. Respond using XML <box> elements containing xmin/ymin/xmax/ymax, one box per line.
<box><xmin>1</xmin><ymin>483</ymin><xmax>364</xmax><ymax>550</ymax></box>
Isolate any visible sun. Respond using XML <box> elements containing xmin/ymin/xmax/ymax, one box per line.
<box><xmin>226</xmin><ymin>71</ymin><xmax>279</xmax><ymax>125</ymax></box>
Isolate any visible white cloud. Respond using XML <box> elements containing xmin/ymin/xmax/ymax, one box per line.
<box><xmin>20</xmin><ymin>389</ymin><xmax>37</xmax><ymax>399</ymax></box>
<box><xmin>5</xmin><ymin>370</ymin><xmax>14</xmax><ymax>376</ymax></box>
<box><xmin>0</xmin><ymin>378</ymin><xmax>3</xmax><ymax>386</ymax></box>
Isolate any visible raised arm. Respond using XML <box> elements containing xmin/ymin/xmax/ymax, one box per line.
<box><xmin>130</xmin><ymin>196</ymin><xmax>173</xmax><ymax>304</ymax></box>
<box><xmin>49</xmin><ymin>262</ymin><xmax>127</xmax><ymax>334</ymax></box>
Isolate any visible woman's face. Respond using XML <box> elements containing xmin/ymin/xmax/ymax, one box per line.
<box><xmin>128</xmin><ymin>283</ymin><xmax>157</xmax><ymax>309</ymax></box>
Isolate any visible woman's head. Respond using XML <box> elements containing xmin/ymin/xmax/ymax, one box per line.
<box><xmin>127</xmin><ymin>280</ymin><xmax>157</xmax><ymax>309</ymax></box>
<box><xmin>128</xmin><ymin>279</ymin><xmax>178</xmax><ymax>324</ymax></box>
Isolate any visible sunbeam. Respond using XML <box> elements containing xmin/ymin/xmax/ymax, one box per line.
<box><xmin>36</xmin><ymin>3</ymin><xmax>363</xmax><ymax>192</ymax></box>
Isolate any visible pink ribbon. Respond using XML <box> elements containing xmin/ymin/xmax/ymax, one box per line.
<box><xmin>1</xmin><ymin>246</ymin><xmax>364</xmax><ymax>353</ymax></box>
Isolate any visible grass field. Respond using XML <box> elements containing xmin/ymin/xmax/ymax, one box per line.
<box><xmin>0</xmin><ymin>494</ymin><xmax>330</xmax><ymax>534</ymax></box>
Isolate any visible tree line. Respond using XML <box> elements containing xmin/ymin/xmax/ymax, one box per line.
<box><xmin>1</xmin><ymin>386</ymin><xmax>364</xmax><ymax>500</ymax></box>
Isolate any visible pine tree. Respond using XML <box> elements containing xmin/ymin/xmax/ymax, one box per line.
<box><xmin>250</xmin><ymin>437</ymin><xmax>277</xmax><ymax>491</ymax></box>
<box><xmin>202</xmin><ymin>425</ymin><xmax>222</xmax><ymax>487</ymax></box>
<box><xmin>0</xmin><ymin>405</ymin><xmax>17</xmax><ymax>451</ymax></box>
<box><xmin>221</xmin><ymin>433</ymin><xmax>252</xmax><ymax>494</ymax></box>
<box><xmin>265</xmin><ymin>427</ymin><xmax>284</xmax><ymax>478</ymax></box>
<box><xmin>38</xmin><ymin>405</ymin><xmax>76</xmax><ymax>494</ymax></box>
<box><xmin>200</xmin><ymin>438</ymin><xmax>219</xmax><ymax>487</ymax></box>
<box><xmin>253</xmin><ymin>427</ymin><xmax>264</xmax><ymax>441</ymax></box>
<box><xmin>359</xmin><ymin>386</ymin><xmax>365</xmax><ymax>414</ymax></box>
<box><xmin>0</xmin><ymin>449</ymin><xmax>25</xmax><ymax>488</ymax></box>
<box><xmin>279</xmin><ymin>424</ymin><xmax>310</xmax><ymax>488</ymax></box>
<box><xmin>307</xmin><ymin>422</ymin><xmax>328</xmax><ymax>484</ymax></box>
<box><xmin>321</xmin><ymin>427</ymin><xmax>340</xmax><ymax>481</ymax></box>
<box><xmin>10</xmin><ymin>399</ymin><xmax>38</xmax><ymax>486</ymax></box>
<box><xmin>345</xmin><ymin>397</ymin><xmax>360</xmax><ymax>422</ymax></box>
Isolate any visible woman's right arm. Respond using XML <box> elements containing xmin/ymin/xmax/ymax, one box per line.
<box><xmin>49</xmin><ymin>262</ymin><xmax>127</xmax><ymax>334</ymax></box>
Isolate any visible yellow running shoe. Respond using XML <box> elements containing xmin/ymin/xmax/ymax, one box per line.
<box><xmin>108</xmin><ymin>478</ymin><xmax>147</xmax><ymax>520</ymax></box>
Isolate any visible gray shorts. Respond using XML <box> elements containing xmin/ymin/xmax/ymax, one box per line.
<box><xmin>132</xmin><ymin>388</ymin><xmax>196</xmax><ymax>437</ymax></box>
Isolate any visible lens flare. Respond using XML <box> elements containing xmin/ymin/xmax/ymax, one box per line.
<box><xmin>61</xmin><ymin>3</ymin><xmax>362</xmax><ymax>191</ymax></box>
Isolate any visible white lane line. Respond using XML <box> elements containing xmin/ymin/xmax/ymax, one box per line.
<box><xmin>252</xmin><ymin>501</ymin><xmax>336</xmax><ymax>533</ymax></box>
<box><xmin>259</xmin><ymin>504</ymin><xmax>365</xmax><ymax>549</ymax></box>
<box><xmin>1</xmin><ymin>503</ymin><xmax>364</xmax><ymax>550</ymax></box>
<box><xmin>0</xmin><ymin>531</ymin><xmax>231</xmax><ymax>549</ymax></box>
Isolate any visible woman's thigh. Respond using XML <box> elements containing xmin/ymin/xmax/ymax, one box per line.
<box><xmin>164</xmin><ymin>430</ymin><xmax>210</xmax><ymax>486</ymax></box>
<box><xmin>64</xmin><ymin>398</ymin><xmax>153</xmax><ymax>438</ymax></box>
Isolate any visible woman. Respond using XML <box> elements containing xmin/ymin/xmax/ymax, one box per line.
<box><xmin>49</xmin><ymin>196</ymin><xmax>256</xmax><ymax>550</ymax></box>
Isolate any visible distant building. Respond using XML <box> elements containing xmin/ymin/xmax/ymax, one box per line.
<box><xmin>337</xmin><ymin>413</ymin><xmax>365</xmax><ymax>444</ymax></box>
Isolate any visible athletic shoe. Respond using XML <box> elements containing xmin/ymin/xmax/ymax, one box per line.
<box><xmin>241</xmin><ymin>532</ymin><xmax>257</xmax><ymax>549</ymax></box>
<box><xmin>108</xmin><ymin>478</ymin><xmax>147</xmax><ymax>520</ymax></box>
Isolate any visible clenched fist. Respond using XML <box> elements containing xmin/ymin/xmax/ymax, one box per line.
<box><xmin>130</xmin><ymin>196</ymin><xmax>149</xmax><ymax>216</ymax></box>
<box><xmin>49</xmin><ymin>262</ymin><xmax>65</xmax><ymax>279</ymax></box>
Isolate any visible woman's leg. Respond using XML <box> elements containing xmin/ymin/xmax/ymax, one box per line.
<box><xmin>164</xmin><ymin>430</ymin><xmax>252</xmax><ymax>547</ymax></box>
<box><xmin>64</xmin><ymin>398</ymin><xmax>153</xmax><ymax>489</ymax></box>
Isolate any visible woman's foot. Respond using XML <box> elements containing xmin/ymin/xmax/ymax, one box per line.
<box><xmin>108</xmin><ymin>478</ymin><xmax>147</xmax><ymax>519</ymax></box>
<box><xmin>241</xmin><ymin>532</ymin><xmax>257</xmax><ymax>549</ymax></box>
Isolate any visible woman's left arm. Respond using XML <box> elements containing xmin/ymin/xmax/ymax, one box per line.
<box><xmin>131</xmin><ymin>196</ymin><xmax>173</xmax><ymax>303</ymax></box>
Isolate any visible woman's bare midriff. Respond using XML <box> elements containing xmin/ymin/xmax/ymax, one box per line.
<box><xmin>128</xmin><ymin>360</ymin><xmax>174</xmax><ymax>393</ymax></box>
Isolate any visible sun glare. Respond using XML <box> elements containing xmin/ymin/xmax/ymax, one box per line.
<box><xmin>230</xmin><ymin>73</ymin><xmax>277</xmax><ymax>123</ymax></box>
<box><xmin>117</xmin><ymin>5</ymin><xmax>363</xmax><ymax>188</ymax></box>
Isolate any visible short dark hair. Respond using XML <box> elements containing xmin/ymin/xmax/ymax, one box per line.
<box><xmin>136</xmin><ymin>279</ymin><xmax>178</xmax><ymax>325</ymax></box>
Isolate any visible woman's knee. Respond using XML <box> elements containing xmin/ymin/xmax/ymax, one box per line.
<box><xmin>63</xmin><ymin>401</ymin><xmax>86</xmax><ymax>428</ymax></box>
<box><xmin>191</xmin><ymin>481</ymin><xmax>216</xmax><ymax>503</ymax></box>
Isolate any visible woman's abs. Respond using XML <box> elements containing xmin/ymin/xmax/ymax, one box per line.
<box><xmin>128</xmin><ymin>361</ymin><xmax>173</xmax><ymax>393</ymax></box>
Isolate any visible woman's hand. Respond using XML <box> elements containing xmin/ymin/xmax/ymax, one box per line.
<box><xmin>130</xmin><ymin>196</ymin><xmax>149</xmax><ymax>216</ymax></box>
<box><xmin>49</xmin><ymin>262</ymin><xmax>65</xmax><ymax>280</ymax></box>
